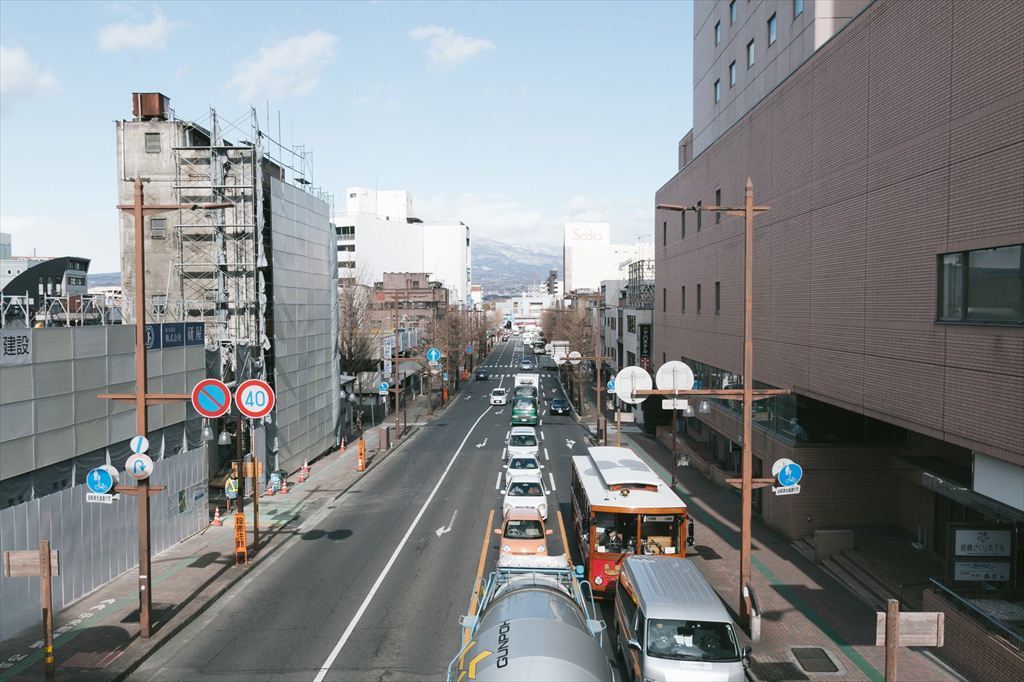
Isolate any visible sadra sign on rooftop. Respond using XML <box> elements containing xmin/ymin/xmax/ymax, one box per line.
<box><xmin>0</xmin><ymin>329</ymin><xmax>32</xmax><ymax>366</ymax></box>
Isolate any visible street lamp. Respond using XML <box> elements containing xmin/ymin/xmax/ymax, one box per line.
<box><xmin>217</xmin><ymin>427</ymin><xmax>232</xmax><ymax>446</ymax></box>
<box><xmin>201</xmin><ymin>419</ymin><xmax>215</xmax><ymax>442</ymax></box>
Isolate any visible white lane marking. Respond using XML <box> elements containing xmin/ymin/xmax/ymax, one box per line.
<box><xmin>494</xmin><ymin>472</ymin><xmax>502</xmax><ymax>490</ymax></box>
<box><xmin>540</xmin><ymin>419</ymin><xmax>543</xmax><ymax>426</ymax></box>
<box><xmin>540</xmin><ymin>431</ymin><xmax>544</xmax><ymax>441</ymax></box>
<box><xmin>566</xmin><ymin>439</ymin><xmax>576</xmax><ymax>449</ymax></box>
<box><xmin>475</xmin><ymin>437</ymin><xmax>488</xmax><ymax>449</ymax></box>
<box><xmin>312</xmin><ymin>406</ymin><xmax>493</xmax><ymax>681</ymax></box>
<box><xmin>548</xmin><ymin>472</ymin><xmax>557</xmax><ymax>492</ymax></box>
<box><xmin>543</xmin><ymin>447</ymin><xmax>549</xmax><ymax>461</ymax></box>
<box><xmin>435</xmin><ymin>510</ymin><xmax>458</xmax><ymax>537</ymax></box>
<box><xmin>505</xmin><ymin>430</ymin><xmax>510</xmax><ymax>441</ymax></box>
<box><xmin>495</xmin><ymin>409</ymin><xmax>504</xmax><ymax>415</ymax></box>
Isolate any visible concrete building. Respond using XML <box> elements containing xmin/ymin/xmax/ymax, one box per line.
<box><xmin>495</xmin><ymin>292</ymin><xmax>558</xmax><ymax>331</ymax></box>
<box><xmin>115</xmin><ymin>93</ymin><xmax>340</xmax><ymax>476</ymax></box>
<box><xmin>0</xmin><ymin>231</ymin><xmax>50</xmax><ymax>292</ymax></box>
<box><xmin>655</xmin><ymin>2</ymin><xmax>1022</xmax><ymax>676</ymax></box>
<box><xmin>369</xmin><ymin>272</ymin><xmax>449</xmax><ymax>334</ymax></box>
<box><xmin>598</xmin><ymin>278</ymin><xmax>626</xmax><ymax>375</ymax></box>
<box><xmin>335</xmin><ymin>187</ymin><xmax>472</xmax><ymax>306</ymax></box>
<box><xmin>562</xmin><ymin>223</ymin><xmax>644</xmax><ymax>293</ymax></box>
<box><xmin>691</xmin><ymin>0</ymin><xmax>870</xmax><ymax>157</ymax></box>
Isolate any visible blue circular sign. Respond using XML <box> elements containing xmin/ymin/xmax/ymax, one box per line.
<box><xmin>378</xmin><ymin>382</ymin><xmax>389</xmax><ymax>393</ymax></box>
<box><xmin>606</xmin><ymin>380</ymin><xmax>616</xmax><ymax>391</ymax></box>
<box><xmin>426</xmin><ymin>347</ymin><xmax>441</xmax><ymax>363</ymax></box>
<box><xmin>465</xmin><ymin>344</ymin><xmax>474</xmax><ymax>355</ymax></box>
<box><xmin>777</xmin><ymin>462</ymin><xmax>803</xmax><ymax>487</ymax></box>
<box><xmin>86</xmin><ymin>467</ymin><xmax>114</xmax><ymax>495</ymax></box>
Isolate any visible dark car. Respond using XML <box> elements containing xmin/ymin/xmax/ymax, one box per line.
<box><xmin>549</xmin><ymin>398</ymin><xmax>571</xmax><ymax>415</ymax></box>
<box><xmin>475</xmin><ymin>369</ymin><xmax>490</xmax><ymax>380</ymax></box>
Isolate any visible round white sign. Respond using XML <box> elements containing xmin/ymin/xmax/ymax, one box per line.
<box><xmin>130</xmin><ymin>435</ymin><xmax>150</xmax><ymax>454</ymax></box>
<box><xmin>555</xmin><ymin>355</ymin><xmax>567</xmax><ymax>365</ymax></box>
<box><xmin>614</xmin><ymin>366</ymin><xmax>653</xmax><ymax>405</ymax></box>
<box><xmin>568</xmin><ymin>351</ymin><xmax>582</xmax><ymax>366</ymax></box>
<box><xmin>655</xmin><ymin>361</ymin><xmax>695</xmax><ymax>393</ymax></box>
<box><xmin>125</xmin><ymin>453</ymin><xmax>154</xmax><ymax>480</ymax></box>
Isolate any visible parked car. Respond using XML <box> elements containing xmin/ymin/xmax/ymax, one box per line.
<box><xmin>549</xmin><ymin>398</ymin><xmax>571</xmax><ymax>415</ymax></box>
<box><xmin>494</xmin><ymin>508</ymin><xmax>553</xmax><ymax>560</ymax></box>
<box><xmin>503</xmin><ymin>453</ymin><xmax>543</xmax><ymax>488</ymax></box>
<box><xmin>490</xmin><ymin>388</ymin><xmax>509</xmax><ymax>405</ymax></box>
<box><xmin>507</xmin><ymin>426</ymin><xmax>539</xmax><ymax>458</ymax></box>
<box><xmin>503</xmin><ymin>476</ymin><xmax>548</xmax><ymax>520</ymax></box>
<box><xmin>475</xmin><ymin>369</ymin><xmax>490</xmax><ymax>380</ymax></box>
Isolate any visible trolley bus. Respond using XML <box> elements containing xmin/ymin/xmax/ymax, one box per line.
<box><xmin>570</xmin><ymin>446</ymin><xmax>693</xmax><ymax>597</ymax></box>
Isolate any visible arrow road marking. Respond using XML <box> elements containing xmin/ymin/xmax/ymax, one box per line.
<box><xmin>494</xmin><ymin>409</ymin><xmax>504</xmax><ymax>415</ymax></box>
<box><xmin>435</xmin><ymin>510</ymin><xmax>458</xmax><ymax>537</ymax></box>
<box><xmin>475</xmin><ymin>438</ymin><xmax>488</xmax><ymax>449</ymax></box>
<box><xmin>464</xmin><ymin>395</ymin><xmax>472</xmax><ymax>401</ymax></box>
<box><xmin>566</xmin><ymin>439</ymin><xmax>576</xmax><ymax>449</ymax></box>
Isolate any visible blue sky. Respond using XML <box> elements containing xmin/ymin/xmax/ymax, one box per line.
<box><xmin>0</xmin><ymin>1</ymin><xmax>693</xmax><ymax>272</ymax></box>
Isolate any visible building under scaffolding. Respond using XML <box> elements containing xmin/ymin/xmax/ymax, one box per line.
<box><xmin>115</xmin><ymin>93</ymin><xmax>340</xmax><ymax>477</ymax></box>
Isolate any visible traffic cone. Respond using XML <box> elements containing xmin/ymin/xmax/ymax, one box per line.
<box><xmin>298</xmin><ymin>459</ymin><xmax>309</xmax><ymax>483</ymax></box>
<box><xmin>211</xmin><ymin>506</ymin><xmax>223</xmax><ymax>527</ymax></box>
<box><xmin>264</xmin><ymin>482</ymin><xmax>275</xmax><ymax>497</ymax></box>
<box><xmin>281</xmin><ymin>478</ymin><xmax>289</xmax><ymax>494</ymax></box>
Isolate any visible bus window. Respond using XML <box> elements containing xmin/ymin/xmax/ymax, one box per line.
<box><xmin>641</xmin><ymin>514</ymin><xmax>682</xmax><ymax>555</ymax></box>
<box><xmin>595</xmin><ymin>512</ymin><xmax>637</xmax><ymax>553</ymax></box>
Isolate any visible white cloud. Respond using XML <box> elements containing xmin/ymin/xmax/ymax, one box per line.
<box><xmin>417</xmin><ymin>193</ymin><xmax>549</xmax><ymax>245</ymax></box>
<box><xmin>227</xmin><ymin>30</ymin><xmax>338</xmax><ymax>102</ymax></box>
<box><xmin>0</xmin><ymin>45</ymin><xmax>56</xmax><ymax>100</ymax></box>
<box><xmin>408</xmin><ymin>25</ymin><xmax>495</xmax><ymax>70</ymax></box>
<box><xmin>97</xmin><ymin>9</ymin><xmax>176</xmax><ymax>52</ymax></box>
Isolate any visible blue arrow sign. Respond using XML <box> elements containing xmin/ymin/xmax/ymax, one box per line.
<box><xmin>86</xmin><ymin>467</ymin><xmax>114</xmax><ymax>495</ymax></box>
<box><xmin>426</xmin><ymin>347</ymin><xmax>441</xmax><ymax>363</ymax></box>
<box><xmin>606</xmin><ymin>380</ymin><xmax>616</xmax><ymax>391</ymax></box>
<box><xmin>133</xmin><ymin>460</ymin><xmax>147</xmax><ymax>476</ymax></box>
<box><xmin>777</xmin><ymin>462</ymin><xmax>803</xmax><ymax>487</ymax></box>
<box><xmin>378</xmin><ymin>382</ymin><xmax>389</xmax><ymax>394</ymax></box>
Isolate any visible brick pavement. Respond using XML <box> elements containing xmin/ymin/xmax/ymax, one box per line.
<box><xmin>0</xmin><ymin>392</ymin><xmax>451</xmax><ymax>682</ymax></box>
<box><xmin>619</xmin><ymin>428</ymin><xmax>962</xmax><ymax>682</ymax></box>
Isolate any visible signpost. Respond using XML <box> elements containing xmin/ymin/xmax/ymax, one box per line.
<box><xmin>378</xmin><ymin>381</ymin><xmax>390</xmax><ymax>396</ymax></box>
<box><xmin>655</xmin><ymin>361</ymin><xmax>696</xmax><ymax>485</ymax></box>
<box><xmin>426</xmin><ymin>347</ymin><xmax>442</xmax><ymax>363</ymax></box>
<box><xmin>235</xmin><ymin>379</ymin><xmax>275</xmax><ymax>419</ymax></box>
<box><xmin>3</xmin><ymin>541</ymin><xmax>60</xmax><ymax>680</ymax></box>
<box><xmin>876</xmin><ymin>600</ymin><xmax>944</xmax><ymax>682</ymax></box>
<box><xmin>465</xmin><ymin>344</ymin><xmax>474</xmax><ymax>355</ymax></box>
<box><xmin>191</xmin><ymin>378</ymin><xmax>231</xmax><ymax>419</ymax></box>
<box><xmin>86</xmin><ymin>465</ymin><xmax>119</xmax><ymax>504</ymax></box>
<box><xmin>130</xmin><ymin>435</ymin><xmax>150</xmax><ymax>454</ymax></box>
<box><xmin>234</xmin><ymin>513</ymin><xmax>247</xmax><ymax>564</ymax></box>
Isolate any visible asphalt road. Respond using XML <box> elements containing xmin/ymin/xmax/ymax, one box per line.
<box><xmin>131</xmin><ymin>338</ymin><xmax>620</xmax><ymax>681</ymax></box>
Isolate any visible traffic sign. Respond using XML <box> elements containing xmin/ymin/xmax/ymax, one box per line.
<box><xmin>555</xmin><ymin>355</ymin><xmax>566</xmax><ymax>365</ymax></box>
<box><xmin>125</xmin><ymin>453</ymin><xmax>154</xmax><ymax>480</ymax></box>
<box><xmin>772</xmin><ymin>458</ymin><xmax>804</xmax><ymax>487</ymax></box>
<box><xmin>606</xmin><ymin>379</ymin><xmax>616</xmax><ymax>392</ymax></box>
<box><xmin>656</xmin><ymin>361</ymin><xmax>695</xmax><ymax>392</ymax></box>
<box><xmin>86</xmin><ymin>467</ymin><xmax>115</xmax><ymax>495</ymax></box>
<box><xmin>426</xmin><ymin>347</ymin><xmax>441</xmax><ymax>363</ymax></box>
<box><xmin>465</xmin><ymin>344</ymin><xmax>474</xmax><ymax>355</ymax></box>
<box><xmin>443</xmin><ymin>372</ymin><xmax>449</xmax><ymax>382</ymax></box>
<box><xmin>568</xmin><ymin>351</ymin><xmax>582</xmax><ymax>366</ymax></box>
<box><xmin>615</xmin><ymin>366</ymin><xmax>652</xmax><ymax>405</ymax></box>
<box><xmin>378</xmin><ymin>381</ymin><xmax>389</xmax><ymax>396</ymax></box>
<box><xmin>235</xmin><ymin>379</ymin><xmax>275</xmax><ymax>419</ymax></box>
<box><xmin>130</xmin><ymin>435</ymin><xmax>150</xmax><ymax>454</ymax></box>
<box><xmin>191</xmin><ymin>378</ymin><xmax>231</xmax><ymax>419</ymax></box>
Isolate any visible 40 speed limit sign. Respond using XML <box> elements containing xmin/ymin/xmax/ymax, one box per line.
<box><xmin>235</xmin><ymin>379</ymin><xmax>276</xmax><ymax>419</ymax></box>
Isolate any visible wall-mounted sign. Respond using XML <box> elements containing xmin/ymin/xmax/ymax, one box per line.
<box><xmin>144</xmin><ymin>322</ymin><xmax>204</xmax><ymax>350</ymax></box>
<box><xmin>953</xmin><ymin>561</ymin><xmax>1011</xmax><ymax>582</ymax></box>
<box><xmin>638</xmin><ymin>324</ymin><xmax>652</xmax><ymax>358</ymax></box>
<box><xmin>0</xmin><ymin>329</ymin><xmax>32</xmax><ymax>365</ymax></box>
<box><xmin>953</xmin><ymin>529</ymin><xmax>1012</xmax><ymax>557</ymax></box>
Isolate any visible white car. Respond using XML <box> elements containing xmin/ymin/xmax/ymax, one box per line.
<box><xmin>502</xmin><ymin>475</ymin><xmax>548</xmax><ymax>520</ymax></box>
<box><xmin>507</xmin><ymin>426</ymin><xmax>539</xmax><ymax>458</ymax></box>
<box><xmin>490</xmin><ymin>388</ymin><xmax>509</xmax><ymax>406</ymax></box>
<box><xmin>503</xmin><ymin>454</ymin><xmax>543</xmax><ymax>489</ymax></box>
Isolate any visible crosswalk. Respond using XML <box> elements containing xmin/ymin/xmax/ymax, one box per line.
<box><xmin>477</xmin><ymin>373</ymin><xmax>559</xmax><ymax>380</ymax></box>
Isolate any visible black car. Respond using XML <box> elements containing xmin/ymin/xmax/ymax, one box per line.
<box><xmin>549</xmin><ymin>398</ymin><xmax>571</xmax><ymax>415</ymax></box>
<box><xmin>475</xmin><ymin>369</ymin><xmax>490</xmax><ymax>380</ymax></box>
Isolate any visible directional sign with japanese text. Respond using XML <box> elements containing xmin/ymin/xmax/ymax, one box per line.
<box><xmin>235</xmin><ymin>379</ymin><xmax>275</xmax><ymax>419</ymax></box>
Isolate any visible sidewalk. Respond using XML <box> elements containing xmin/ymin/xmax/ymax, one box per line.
<box><xmin>0</xmin><ymin>391</ymin><xmax>451</xmax><ymax>682</ymax></box>
<box><xmin>619</xmin><ymin>428</ymin><xmax>960</xmax><ymax>682</ymax></box>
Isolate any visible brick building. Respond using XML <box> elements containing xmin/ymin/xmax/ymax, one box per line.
<box><xmin>369</xmin><ymin>272</ymin><xmax>449</xmax><ymax>333</ymax></box>
<box><xmin>655</xmin><ymin>1</ymin><xmax>1022</xmax><ymax>675</ymax></box>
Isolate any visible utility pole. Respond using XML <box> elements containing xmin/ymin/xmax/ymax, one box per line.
<box><xmin>654</xmin><ymin>177</ymin><xmax>775</xmax><ymax>629</ymax></box>
<box><xmin>393</xmin><ymin>291</ymin><xmax>400</xmax><ymax>440</ymax></box>
<box><xmin>100</xmin><ymin>177</ymin><xmax>231</xmax><ymax>637</ymax></box>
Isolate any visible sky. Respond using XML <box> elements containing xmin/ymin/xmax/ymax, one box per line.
<box><xmin>0</xmin><ymin>1</ymin><xmax>693</xmax><ymax>272</ymax></box>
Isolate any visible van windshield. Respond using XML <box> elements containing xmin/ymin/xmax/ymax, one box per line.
<box><xmin>510</xmin><ymin>435</ymin><xmax>537</xmax><ymax>447</ymax></box>
<box><xmin>646</xmin><ymin>619</ymin><xmax>740</xmax><ymax>662</ymax></box>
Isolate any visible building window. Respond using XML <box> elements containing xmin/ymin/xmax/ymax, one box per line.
<box><xmin>697</xmin><ymin>284</ymin><xmax>702</xmax><ymax>313</ymax></box>
<box><xmin>662</xmin><ymin>288</ymin><xmax>667</xmax><ymax>312</ymax></box>
<box><xmin>729</xmin><ymin>0</ymin><xmax>737</xmax><ymax>24</ymax></box>
<box><xmin>714</xmin><ymin>21</ymin><xmax>721</xmax><ymax>46</ymax></box>
<box><xmin>150</xmin><ymin>216</ymin><xmax>167</xmax><ymax>239</ymax></box>
<box><xmin>681</xmin><ymin>212</ymin><xmax>686</xmax><ymax>239</ymax></box>
<box><xmin>696</xmin><ymin>201</ymin><xmax>702</xmax><ymax>231</ymax></box>
<box><xmin>627</xmin><ymin>314</ymin><xmax>637</xmax><ymax>333</ymax></box>
<box><xmin>747</xmin><ymin>39</ymin><xmax>755</xmax><ymax>68</ymax></box>
<box><xmin>794</xmin><ymin>0</ymin><xmax>804</xmax><ymax>19</ymax></box>
<box><xmin>144</xmin><ymin>132</ymin><xmax>161</xmax><ymax>153</ymax></box>
<box><xmin>662</xmin><ymin>220</ymin><xmax>667</xmax><ymax>246</ymax></box>
<box><xmin>715</xmin><ymin>281</ymin><xmax>721</xmax><ymax>315</ymax></box>
<box><xmin>768</xmin><ymin>13</ymin><xmax>777</xmax><ymax>45</ymax></box>
<box><xmin>729</xmin><ymin>61</ymin><xmax>737</xmax><ymax>87</ymax></box>
<box><xmin>349</xmin><ymin>192</ymin><xmax>357</xmax><ymax>198</ymax></box>
<box><xmin>939</xmin><ymin>245</ymin><xmax>1023</xmax><ymax>323</ymax></box>
<box><xmin>681</xmin><ymin>286</ymin><xmax>686</xmax><ymax>313</ymax></box>
<box><xmin>715</xmin><ymin>189</ymin><xmax>722</xmax><ymax>223</ymax></box>
<box><xmin>714</xmin><ymin>79</ymin><xmax>721</xmax><ymax>103</ymax></box>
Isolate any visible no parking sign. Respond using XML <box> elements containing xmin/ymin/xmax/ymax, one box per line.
<box><xmin>235</xmin><ymin>379</ymin><xmax>276</xmax><ymax>419</ymax></box>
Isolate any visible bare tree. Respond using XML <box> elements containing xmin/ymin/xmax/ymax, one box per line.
<box><xmin>338</xmin><ymin>267</ymin><xmax>378</xmax><ymax>428</ymax></box>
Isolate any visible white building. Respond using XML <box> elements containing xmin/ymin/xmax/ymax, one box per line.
<box><xmin>563</xmin><ymin>223</ymin><xmax>647</xmax><ymax>293</ymax></box>
<box><xmin>336</xmin><ymin>187</ymin><xmax>472</xmax><ymax>306</ymax></box>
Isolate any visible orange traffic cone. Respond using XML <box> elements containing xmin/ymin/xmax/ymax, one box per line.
<box><xmin>264</xmin><ymin>482</ymin><xmax>275</xmax><ymax>497</ymax></box>
<box><xmin>211</xmin><ymin>506</ymin><xmax>223</xmax><ymax>526</ymax></box>
<box><xmin>281</xmin><ymin>478</ymin><xmax>289</xmax><ymax>494</ymax></box>
<box><xmin>298</xmin><ymin>460</ymin><xmax>308</xmax><ymax>483</ymax></box>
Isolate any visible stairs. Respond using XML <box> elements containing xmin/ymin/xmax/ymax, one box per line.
<box><xmin>792</xmin><ymin>535</ymin><xmax>905</xmax><ymax>612</ymax></box>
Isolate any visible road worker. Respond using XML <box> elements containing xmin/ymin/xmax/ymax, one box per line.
<box><xmin>225</xmin><ymin>472</ymin><xmax>239</xmax><ymax>505</ymax></box>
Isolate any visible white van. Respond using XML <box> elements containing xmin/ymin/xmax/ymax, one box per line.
<box><xmin>615</xmin><ymin>556</ymin><xmax>749</xmax><ymax>682</ymax></box>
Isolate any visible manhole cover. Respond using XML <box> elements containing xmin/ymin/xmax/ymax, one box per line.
<box><xmin>792</xmin><ymin>647</ymin><xmax>839</xmax><ymax>673</ymax></box>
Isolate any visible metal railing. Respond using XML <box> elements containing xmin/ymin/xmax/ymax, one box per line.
<box><xmin>928</xmin><ymin>577</ymin><xmax>1024</xmax><ymax>652</ymax></box>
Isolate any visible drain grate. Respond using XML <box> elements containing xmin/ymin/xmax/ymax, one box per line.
<box><xmin>792</xmin><ymin>647</ymin><xmax>839</xmax><ymax>673</ymax></box>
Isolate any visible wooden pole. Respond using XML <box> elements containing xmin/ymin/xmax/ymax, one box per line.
<box><xmin>39</xmin><ymin>539</ymin><xmax>55</xmax><ymax>681</ymax></box>
<box><xmin>885</xmin><ymin>598</ymin><xmax>900</xmax><ymax>682</ymax></box>
<box><xmin>740</xmin><ymin>177</ymin><xmax>755</xmax><ymax>628</ymax></box>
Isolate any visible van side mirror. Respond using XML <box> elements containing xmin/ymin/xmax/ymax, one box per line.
<box><xmin>627</xmin><ymin>639</ymin><xmax>642</xmax><ymax>652</ymax></box>
<box><xmin>742</xmin><ymin>646</ymin><xmax>752</xmax><ymax>666</ymax></box>
<box><xmin>545</xmin><ymin>528</ymin><xmax>554</xmax><ymax>535</ymax></box>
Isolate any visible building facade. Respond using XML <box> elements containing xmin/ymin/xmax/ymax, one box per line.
<box><xmin>562</xmin><ymin>222</ymin><xmax>645</xmax><ymax>293</ymax></box>
<box><xmin>336</xmin><ymin>187</ymin><xmax>472</xmax><ymax>306</ymax></box>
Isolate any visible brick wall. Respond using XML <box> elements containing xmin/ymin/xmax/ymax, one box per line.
<box><xmin>922</xmin><ymin>588</ymin><xmax>1024</xmax><ymax>682</ymax></box>
<box><xmin>654</xmin><ymin>0</ymin><xmax>1024</xmax><ymax>466</ymax></box>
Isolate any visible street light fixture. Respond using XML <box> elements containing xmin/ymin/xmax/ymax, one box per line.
<box><xmin>217</xmin><ymin>427</ymin><xmax>232</xmax><ymax>446</ymax></box>
<box><xmin>698</xmin><ymin>399</ymin><xmax>711</xmax><ymax>414</ymax></box>
<box><xmin>201</xmin><ymin>419</ymin><xmax>214</xmax><ymax>442</ymax></box>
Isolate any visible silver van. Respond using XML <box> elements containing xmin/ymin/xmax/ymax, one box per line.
<box><xmin>614</xmin><ymin>556</ymin><xmax>749</xmax><ymax>682</ymax></box>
